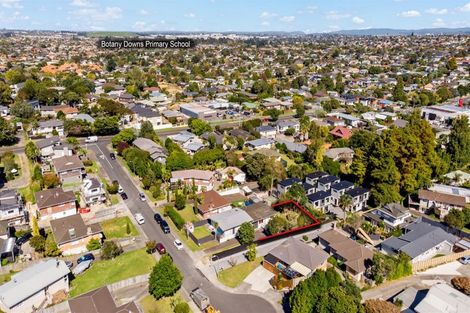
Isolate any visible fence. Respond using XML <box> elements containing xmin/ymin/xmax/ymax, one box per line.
<box><xmin>412</xmin><ymin>250</ymin><xmax>470</xmax><ymax>272</ymax></box>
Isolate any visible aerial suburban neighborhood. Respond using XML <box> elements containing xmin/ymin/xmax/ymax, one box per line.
<box><xmin>0</xmin><ymin>1</ymin><xmax>469</xmax><ymax>313</ymax></box>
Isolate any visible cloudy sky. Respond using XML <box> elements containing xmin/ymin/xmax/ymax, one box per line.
<box><xmin>1</xmin><ymin>0</ymin><xmax>470</xmax><ymax>32</ymax></box>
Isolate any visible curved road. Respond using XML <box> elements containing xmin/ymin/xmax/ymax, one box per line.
<box><xmin>88</xmin><ymin>140</ymin><xmax>277</xmax><ymax>313</ymax></box>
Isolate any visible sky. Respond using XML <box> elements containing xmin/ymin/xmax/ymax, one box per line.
<box><xmin>0</xmin><ymin>0</ymin><xmax>470</xmax><ymax>32</ymax></box>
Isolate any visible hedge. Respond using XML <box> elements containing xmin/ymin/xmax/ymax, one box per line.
<box><xmin>167</xmin><ymin>207</ymin><xmax>185</xmax><ymax>230</ymax></box>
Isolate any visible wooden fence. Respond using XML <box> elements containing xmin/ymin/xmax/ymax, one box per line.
<box><xmin>412</xmin><ymin>250</ymin><xmax>470</xmax><ymax>272</ymax></box>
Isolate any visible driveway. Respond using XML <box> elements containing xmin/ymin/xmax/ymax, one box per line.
<box><xmin>244</xmin><ymin>265</ymin><xmax>274</xmax><ymax>293</ymax></box>
<box><xmin>88</xmin><ymin>140</ymin><xmax>278</xmax><ymax>313</ymax></box>
<box><xmin>417</xmin><ymin>261</ymin><xmax>463</xmax><ymax>276</ymax></box>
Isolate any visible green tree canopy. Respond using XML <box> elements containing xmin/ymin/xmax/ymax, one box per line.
<box><xmin>149</xmin><ymin>254</ymin><xmax>183</xmax><ymax>300</ymax></box>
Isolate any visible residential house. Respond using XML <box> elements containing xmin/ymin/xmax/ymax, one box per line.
<box><xmin>133</xmin><ymin>137</ymin><xmax>167</xmax><ymax>163</ymax></box>
<box><xmin>50</xmin><ymin>214</ymin><xmax>102</xmax><ymax>255</ymax></box>
<box><xmin>276</xmin><ymin>120</ymin><xmax>300</xmax><ymax>133</ymax></box>
<box><xmin>81</xmin><ymin>178</ymin><xmax>106</xmax><ymax>205</ymax></box>
<box><xmin>330</xmin><ymin>181</ymin><xmax>355</xmax><ymax>206</ymax></box>
<box><xmin>256</xmin><ymin>125</ymin><xmax>277</xmax><ymax>139</ymax></box>
<box><xmin>344</xmin><ymin>186</ymin><xmax>370</xmax><ymax>212</ymax></box>
<box><xmin>209</xmin><ymin>208</ymin><xmax>253</xmax><ymax>243</ymax></box>
<box><xmin>317</xmin><ymin>175</ymin><xmax>340</xmax><ymax>192</ymax></box>
<box><xmin>305</xmin><ymin>171</ymin><xmax>328</xmax><ymax>187</ymax></box>
<box><xmin>277</xmin><ymin>140</ymin><xmax>307</xmax><ymax>154</ymax></box>
<box><xmin>329</xmin><ymin>126</ymin><xmax>352</xmax><ymax>140</ymax></box>
<box><xmin>277</xmin><ymin>178</ymin><xmax>302</xmax><ymax>195</ymax></box>
<box><xmin>198</xmin><ymin>190</ymin><xmax>232</xmax><ymax>218</ymax></box>
<box><xmin>36</xmin><ymin>136</ymin><xmax>62</xmax><ymax>160</ymax></box>
<box><xmin>363</xmin><ymin>203</ymin><xmax>412</xmax><ymax>231</ymax></box>
<box><xmin>380</xmin><ymin>221</ymin><xmax>458</xmax><ymax>263</ymax></box>
<box><xmin>263</xmin><ymin>237</ymin><xmax>329</xmax><ymax>288</ymax></box>
<box><xmin>216</xmin><ymin>167</ymin><xmax>246</xmax><ymax>184</ymax></box>
<box><xmin>31</xmin><ymin>120</ymin><xmax>64</xmax><ymax>137</ymax></box>
<box><xmin>325</xmin><ymin>116</ymin><xmax>345</xmax><ymax>127</ymax></box>
<box><xmin>307</xmin><ymin>191</ymin><xmax>333</xmax><ymax>212</ymax></box>
<box><xmin>418</xmin><ymin>189</ymin><xmax>467</xmax><ymax>219</ymax></box>
<box><xmin>51</xmin><ymin>155</ymin><xmax>85</xmax><ymax>183</ymax></box>
<box><xmin>170</xmin><ymin>169</ymin><xmax>215</xmax><ymax>192</ymax></box>
<box><xmin>68</xmin><ymin>286</ymin><xmax>141</xmax><ymax>313</ymax></box>
<box><xmin>324</xmin><ymin>147</ymin><xmax>354</xmax><ymax>162</ymax></box>
<box><xmin>243</xmin><ymin>202</ymin><xmax>276</xmax><ymax>229</ymax></box>
<box><xmin>131</xmin><ymin>104</ymin><xmax>163</xmax><ymax>129</ymax></box>
<box><xmin>0</xmin><ymin>259</ymin><xmax>70</xmax><ymax>313</ymax></box>
<box><xmin>70</xmin><ymin>113</ymin><xmax>95</xmax><ymax>124</ymax></box>
<box><xmin>318</xmin><ymin>229</ymin><xmax>374</xmax><ymax>281</ymax></box>
<box><xmin>228</xmin><ymin>129</ymin><xmax>251</xmax><ymax>141</ymax></box>
<box><xmin>180</xmin><ymin>103</ymin><xmax>216</xmax><ymax>119</ymax></box>
<box><xmin>35</xmin><ymin>187</ymin><xmax>77</xmax><ymax>220</ymax></box>
<box><xmin>0</xmin><ymin>189</ymin><xmax>24</xmax><ymax>225</ymax></box>
<box><xmin>245</xmin><ymin>138</ymin><xmax>274</xmax><ymax>150</ymax></box>
<box><xmin>414</xmin><ymin>283</ymin><xmax>470</xmax><ymax>313</ymax></box>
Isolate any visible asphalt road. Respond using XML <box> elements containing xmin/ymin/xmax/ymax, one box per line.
<box><xmin>88</xmin><ymin>141</ymin><xmax>277</xmax><ymax>313</ymax></box>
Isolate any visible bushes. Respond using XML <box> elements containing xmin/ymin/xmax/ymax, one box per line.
<box><xmin>364</xmin><ymin>299</ymin><xmax>400</xmax><ymax>313</ymax></box>
<box><xmin>101</xmin><ymin>240</ymin><xmax>123</xmax><ymax>260</ymax></box>
<box><xmin>30</xmin><ymin>235</ymin><xmax>46</xmax><ymax>253</ymax></box>
<box><xmin>175</xmin><ymin>192</ymin><xmax>186</xmax><ymax>210</ymax></box>
<box><xmin>86</xmin><ymin>238</ymin><xmax>101</xmax><ymax>251</ymax></box>
<box><xmin>106</xmin><ymin>181</ymin><xmax>119</xmax><ymax>194</ymax></box>
<box><xmin>174</xmin><ymin>302</ymin><xmax>190</xmax><ymax>313</ymax></box>
<box><xmin>165</xmin><ymin>206</ymin><xmax>185</xmax><ymax>230</ymax></box>
<box><xmin>370</xmin><ymin>253</ymin><xmax>412</xmax><ymax>283</ymax></box>
<box><xmin>451</xmin><ymin>276</ymin><xmax>470</xmax><ymax>295</ymax></box>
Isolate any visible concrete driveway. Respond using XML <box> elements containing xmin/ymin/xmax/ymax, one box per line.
<box><xmin>417</xmin><ymin>261</ymin><xmax>463</xmax><ymax>276</ymax></box>
<box><xmin>244</xmin><ymin>265</ymin><xmax>274</xmax><ymax>293</ymax></box>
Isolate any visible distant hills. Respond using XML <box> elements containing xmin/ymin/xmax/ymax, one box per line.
<box><xmin>328</xmin><ymin>27</ymin><xmax>470</xmax><ymax>36</ymax></box>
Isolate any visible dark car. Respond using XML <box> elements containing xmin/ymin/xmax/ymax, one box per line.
<box><xmin>120</xmin><ymin>192</ymin><xmax>128</xmax><ymax>200</ymax></box>
<box><xmin>160</xmin><ymin>220</ymin><xmax>170</xmax><ymax>234</ymax></box>
<box><xmin>156</xmin><ymin>243</ymin><xmax>166</xmax><ymax>254</ymax></box>
<box><xmin>77</xmin><ymin>253</ymin><xmax>95</xmax><ymax>264</ymax></box>
<box><xmin>154</xmin><ymin>213</ymin><xmax>163</xmax><ymax>224</ymax></box>
<box><xmin>16</xmin><ymin>232</ymin><xmax>32</xmax><ymax>246</ymax></box>
<box><xmin>110</xmin><ymin>153</ymin><xmax>116</xmax><ymax>160</ymax></box>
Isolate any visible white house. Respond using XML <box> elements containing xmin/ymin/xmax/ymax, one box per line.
<box><xmin>0</xmin><ymin>259</ymin><xmax>70</xmax><ymax>313</ymax></box>
<box><xmin>344</xmin><ymin>186</ymin><xmax>370</xmax><ymax>212</ymax></box>
<box><xmin>31</xmin><ymin>120</ymin><xmax>64</xmax><ymax>137</ymax></box>
<box><xmin>210</xmin><ymin>208</ymin><xmax>253</xmax><ymax>243</ymax></box>
<box><xmin>364</xmin><ymin>203</ymin><xmax>412</xmax><ymax>231</ymax></box>
<box><xmin>276</xmin><ymin>120</ymin><xmax>300</xmax><ymax>133</ymax></box>
<box><xmin>0</xmin><ymin>189</ymin><xmax>24</xmax><ymax>224</ymax></box>
<box><xmin>245</xmin><ymin>138</ymin><xmax>274</xmax><ymax>150</ymax></box>
<box><xmin>217</xmin><ymin>167</ymin><xmax>246</xmax><ymax>184</ymax></box>
<box><xmin>81</xmin><ymin>178</ymin><xmax>106</xmax><ymax>205</ymax></box>
<box><xmin>256</xmin><ymin>125</ymin><xmax>277</xmax><ymax>139</ymax></box>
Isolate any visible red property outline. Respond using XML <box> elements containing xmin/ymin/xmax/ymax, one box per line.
<box><xmin>257</xmin><ymin>200</ymin><xmax>321</xmax><ymax>242</ymax></box>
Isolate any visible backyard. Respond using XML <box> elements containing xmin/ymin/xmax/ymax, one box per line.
<box><xmin>69</xmin><ymin>249</ymin><xmax>155</xmax><ymax>297</ymax></box>
<box><xmin>218</xmin><ymin>257</ymin><xmax>263</xmax><ymax>288</ymax></box>
<box><xmin>100</xmin><ymin>216</ymin><xmax>139</xmax><ymax>239</ymax></box>
<box><xmin>139</xmin><ymin>293</ymin><xmax>192</xmax><ymax>313</ymax></box>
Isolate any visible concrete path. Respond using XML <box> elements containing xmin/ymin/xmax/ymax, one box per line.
<box><xmin>243</xmin><ymin>265</ymin><xmax>274</xmax><ymax>293</ymax></box>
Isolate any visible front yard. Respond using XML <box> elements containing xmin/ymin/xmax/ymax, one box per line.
<box><xmin>69</xmin><ymin>248</ymin><xmax>155</xmax><ymax>297</ymax></box>
<box><xmin>100</xmin><ymin>216</ymin><xmax>139</xmax><ymax>239</ymax></box>
<box><xmin>218</xmin><ymin>257</ymin><xmax>263</xmax><ymax>288</ymax></box>
<box><xmin>139</xmin><ymin>293</ymin><xmax>192</xmax><ymax>313</ymax></box>
<box><xmin>193</xmin><ymin>226</ymin><xmax>211</xmax><ymax>239</ymax></box>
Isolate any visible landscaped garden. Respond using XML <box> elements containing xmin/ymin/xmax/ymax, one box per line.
<box><xmin>69</xmin><ymin>248</ymin><xmax>155</xmax><ymax>297</ymax></box>
<box><xmin>100</xmin><ymin>216</ymin><xmax>139</xmax><ymax>239</ymax></box>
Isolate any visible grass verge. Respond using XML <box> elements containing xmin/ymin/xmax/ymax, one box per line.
<box><xmin>100</xmin><ymin>216</ymin><xmax>139</xmax><ymax>239</ymax></box>
<box><xmin>218</xmin><ymin>257</ymin><xmax>263</xmax><ymax>288</ymax></box>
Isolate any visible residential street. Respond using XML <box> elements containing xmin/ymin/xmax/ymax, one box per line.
<box><xmin>88</xmin><ymin>140</ymin><xmax>278</xmax><ymax>313</ymax></box>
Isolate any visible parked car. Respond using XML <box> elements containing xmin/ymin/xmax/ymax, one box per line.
<box><xmin>174</xmin><ymin>239</ymin><xmax>183</xmax><ymax>250</ymax></box>
<box><xmin>156</xmin><ymin>243</ymin><xmax>166</xmax><ymax>254</ymax></box>
<box><xmin>118</xmin><ymin>185</ymin><xmax>124</xmax><ymax>194</ymax></box>
<box><xmin>109</xmin><ymin>153</ymin><xmax>116</xmax><ymax>160</ymax></box>
<box><xmin>459</xmin><ymin>256</ymin><xmax>470</xmax><ymax>265</ymax></box>
<box><xmin>77</xmin><ymin>253</ymin><xmax>95</xmax><ymax>264</ymax></box>
<box><xmin>120</xmin><ymin>192</ymin><xmax>128</xmax><ymax>200</ymax></box>
<box><xmin>84</xmin><ymin>136</ymin><xmax>98</xmax><ymax>143</ymax></box>
<box><xmin>16</xmin><ymin>232</ymin><xmax>32</xmax><ymax>246</ymax></box>
<box><xmin>139</xmin><ymin>192</ymin><xmax>146</xmax><ymax>201</ymax></box>
<box><xmin>72</xmin><ymin>260</ymin><xmax>92</xmax><ymax>275</ymax></box>
<box><xmin>161</xmin><ymin>220</ymin><xmax>170</xmax><ymax>233</ymax></box>
<box><xmin>134</xmin><ymin>213</ymin><xmax>145</xmax><ymax>225</ymax></box>
<box><xmin>154</xmin><ymin>213</ymin><xmax>163</xmax><ymax>224</ymax></box>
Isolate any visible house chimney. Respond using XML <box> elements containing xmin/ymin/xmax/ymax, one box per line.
<box><xmin>68</xmin><ymin>228</ymin><xmax>76</xmax><ymax>238</ymax></box>
<box><xmin>87</xmin><ymin>227</ymin><xmax>92</xmax><ymax>235</ymax></box>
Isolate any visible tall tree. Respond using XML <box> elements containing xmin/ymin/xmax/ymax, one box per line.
<box><xmin>447</xmin><ymin>116</ymin><xmax>470</xmax><ymax>169</ymax></box>
<box><xmin>149</xmin><ymin>254</ymin><xmax>183</xmax><ymax>300</ymax></box>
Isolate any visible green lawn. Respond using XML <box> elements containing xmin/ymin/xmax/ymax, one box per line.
<box><xmin>19</xmin><ymin>186</ymin><xmax>36</xmax><ymax>203</ymax></box>
<box><xmin>218</xmin><ymin>257</ymin><xmax>263</xmax><ymax>288</ymax></box>
<box><xmin>85</xmin><ymin>161</ymin><xmax>100</xmax><ymax>174</ymax></box>
<box><xmin>0</xmin><ymin>271</ymin><xmax>16</xmax><ymax>286</ymax></box>
<box><xmin>110</xmin><ymin>194</ymin><xmax>120</xmax><ymax>205</ymax></box>
<box><xmin>193</xmin><ymin>226</ymin><xmax>211</xmax><ymax>239</ymax></box>
<box><xmin>70</xmin><ymin>249</ymin><xmax>155</xmax><ymax>297</ymax></box>
<box><xmin>100</xmin><ymin>216</ymin><xmax>139</xmax><ymax>239</ymax></box>
<box><xmin>177</xmin><ymin>204</ymin><xmax>199</xmax><ymax>222</ymax></box>
<box><xmin>139</xmin><ymin>293</ymin><xmax>192</xmax><ymax>313</ymax></box>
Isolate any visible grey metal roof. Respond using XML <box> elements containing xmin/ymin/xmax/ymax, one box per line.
<box><xmin>36</xmin><ymin>136</ymin><xmax>61</xmax><ymax>149</ymax></box>
<box><xmin>210</xmin><ymin>208</ymin><xmax>253</xmax><ymax>231</ymax></box>
<box><xmin>0</xmin><ymin>259</ymin><xmax>70</xmax><ymax>308</ymax></box>
<box><xmin>246</xmin><ymin>138</ymin><xmax>273</xmax><ymax>147</ymax></box>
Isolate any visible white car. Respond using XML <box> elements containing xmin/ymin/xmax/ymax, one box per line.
<box><xmin>139</xmin><ymin>192</ymin><xmax>146</xmax><ymax>201</ymax></box>
<box><xmin>134</xmin><ymin>213</ymin><xmax>145</xmax><ymax>225</ymax></box>
<box><xmin>118</xmin><ymin>185</ymin><xmax>124</xmax><ymax>194</ymax></box>
<box><xmin>174</xmin><ymin>239</ymin><xmax>183</xmax><ymax>250</ymax></box>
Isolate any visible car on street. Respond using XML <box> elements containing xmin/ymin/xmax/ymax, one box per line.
<box><xmin>174</xmin><ymin>239</ymin><xmax>183</xmax><ymax>250</ymax></box>
<box><xmin>134</xmin><ymin>213</ymin><xmax>145</xmax><ymax>225</ymax></box>
<box><xmin>161</xmin><ymin>220</ymin><xmax>170</xmax><ymax>233</ymax></box>
<box><xmin>118</xmin><ymin>185</ymin><xmax>124</xmax><ymax>194</ymax></box>
<box><xmin>459</xmin><ymin>256</ymin><xmax>470</xmax><ymax>264</ymax></box>
<box><xmin>85</xmin><ymin>136</ymin><xmax>98</xmax><ymax>143</ymax></box>
<box><xmin>120</xmin><ymin>192</ymin><xmax>128</xmax><ymax>200</ymax></box>
<box><xmin>154</xmin><ymin>213</ymin><xmax>163</xmax><ymax>224</ymax></box>
<box><xmin>77</xmin><ymin>253</ymin><xmax>95</xmax><ymax>264</ymax></box>
<box><xmin>139</xmin><ymin>192</ymin><xmax>146</xmax><ymax>201</ymax></box>
<box><xmin>156</xmin><ymin>243</ymin><xmax>166</xmax><ymax>254</ymax></box>
<box><xmin>16</xmin><ymin>232</ymin><xmax>32</xmax><ymax>246</ymax></box>
<box><xmin>109</xmin><ymin>153</ymin><xmax>116</xmax><ymax>160</ymax></box>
